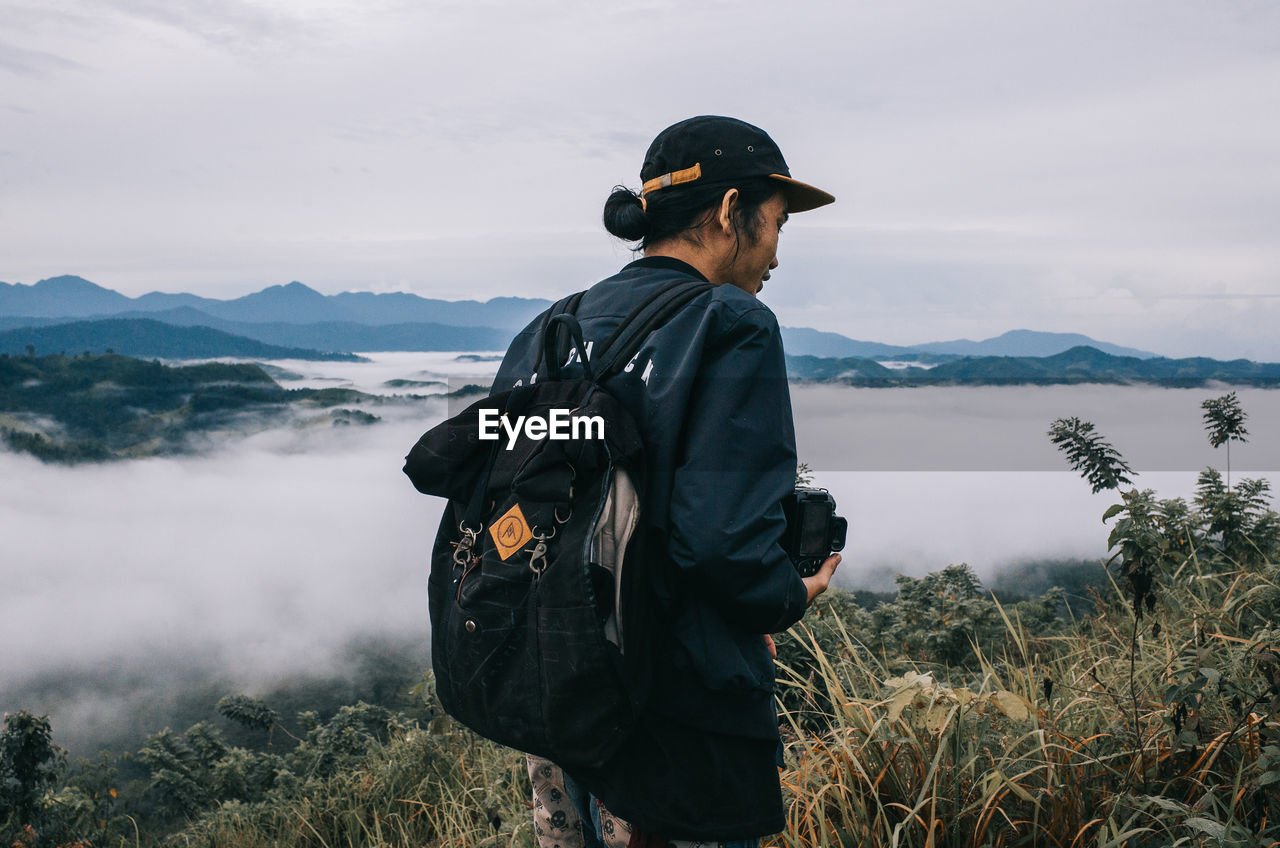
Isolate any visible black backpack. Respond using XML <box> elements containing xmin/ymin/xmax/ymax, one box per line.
<box><xmin>403</xmin><ymin>280</ymin><xmax>711</xmax><ymax>769</ymax></box>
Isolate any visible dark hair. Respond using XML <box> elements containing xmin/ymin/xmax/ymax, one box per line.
<box><xmin>602</xmin><ymin>177</ymin><xmax>781</xmax><ymax>255</ymax></box>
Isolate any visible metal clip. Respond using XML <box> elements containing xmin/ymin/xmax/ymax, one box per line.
<box><xmin>528</xmin><ymin>540</ymin><xmax>549</xmax><ymax>575</ymax></box>
<box><xmin>453</xmin><ymin>524</ymin><xmax>480</xmax><ymax>568</ymax></box>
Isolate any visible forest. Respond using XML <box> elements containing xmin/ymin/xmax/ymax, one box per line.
<box><xmin>0</xmin><ymin>353</ymin><xmax>391</xmax><ymax>462</ymax></box>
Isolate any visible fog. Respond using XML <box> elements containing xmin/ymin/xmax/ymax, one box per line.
<box><xmin>0</xmin><ymin>354</ymin><xmax>482</xmax><ymax>749</ymax></box>
<box><xmin>794</xmin><ymin>383</ymin><xmax>1280</xmax><ymax>582</ymax></box>
<box><xmin>4</xmin><ymin>357</ymin><xmax>470</xmax><ymax>660</ymax></box>
<box><xmin>3</xmin><ymin>353</ymin><xmax>1276</xmax><ymax>750</ymax></box>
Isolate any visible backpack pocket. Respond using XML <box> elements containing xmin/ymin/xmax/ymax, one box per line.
<box><xmin>537</xmin><ymin>603</ymin><xmax>634</xmax><ymax>768</ymax></box>
<box><xmin>438</xmin><ymin>598</ymin><xmax>537</xmax><ymax>743</ymax></box>
<box><xmin>448</xmin><ymin>600</ymin><xmax>519</xmax><ymax>686</ymax></box>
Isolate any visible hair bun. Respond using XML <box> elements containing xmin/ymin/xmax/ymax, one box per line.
<box><xmin>602</xmin><ymin>186</ymin><xmax>649</xmax><ymax>242</ymax></box>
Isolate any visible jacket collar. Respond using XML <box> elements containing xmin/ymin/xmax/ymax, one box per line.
<box><xmin>624</xmin><ymin>255</ymin><xmax>710</xmax><ymax>283</ymax></box>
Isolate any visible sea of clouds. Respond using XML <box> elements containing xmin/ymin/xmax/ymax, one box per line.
<box><xmin>3</xmin><ymin>353</ymin><xmax>1277</xmax><ymax>750</ymax></box>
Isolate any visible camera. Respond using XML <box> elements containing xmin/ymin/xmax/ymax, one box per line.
<box><xmin>781</xmin><ymin>487</ymin><xmax>848</xmax><ymax>577</ymax></box>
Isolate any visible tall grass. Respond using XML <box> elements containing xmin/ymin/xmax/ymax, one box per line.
<box><xmin>163</xmin><ymin>722</ymin><xmax>535</xmax><ymax>848</ymax></box>
<box><xmin>149</xmin><ymin>547</ymin><xmax>1279</xmax><ymax>848</ymax></box>
<box><xmin>776</xmin><ymin>551</ymin><xmax>1280</xmax><ymax>847</ymax></box>
<box><xmin>161</xmin><ymin>553</ymin><xmax>1275</xmax><ymax>847</ymax></box>
<box><xmin>146</xmin><ymin>543</ymin><xmax>1278</xmax><ymax>848</ymax></box>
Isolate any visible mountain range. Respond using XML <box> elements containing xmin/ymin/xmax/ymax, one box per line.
<box><xmin>778</xmin><ymin>327</ymin><xmax>1154</xmax><ymax>360</ymax></box>
<box><xmin>0</xmin><ymin>275</ymin><xmax>1160</xmax><ymax>361</ymax></box>
<box><xmin>0</xmin><ymin>275</ymin><xmax>545</xmax><ymax>329</ymax></box>
<box><xmin>785</xmin><ymin>345</ymin><xmax>1280</xmax><ymax>387</ymax></box>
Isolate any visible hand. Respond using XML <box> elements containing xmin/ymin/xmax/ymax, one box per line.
<box><xmin>802</xmin><ymin>553</ymin><xmax>841</xmax><ymax>605</ymax></box>
<box><xmin>763</xmin><ymin>633</ymin><xmax>777</xmax><ymax>659</ymax></box>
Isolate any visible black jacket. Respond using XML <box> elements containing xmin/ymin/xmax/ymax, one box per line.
<box><xmin>491</xmin><ymin>256</ymin><xmax>807</xmax><ymax>837</ymax></box>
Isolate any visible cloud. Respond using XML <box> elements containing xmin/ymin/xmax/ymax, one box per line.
<box><xmin>0</xmin><ymin>42</ymin><xmax>84</xmax><ymax>77</ymax></box>
<box><xmin>2</xmin><ymin>0</ymin><xmax>1280</xmax><ymax>358</ymax></box>
<box><xmin>3</xmin><ymin>352</ymin><xmax>1279</xmax><ymax>750</ymax></box>
<box><xmin>0</xmin><ymin>355</ymin><xmax>477</xmax><ymax>682</ymax></box>
<box><xmin>91</xmin><ymin>0</ymin><xmax>338</xmax><ymax>55</ymax></box>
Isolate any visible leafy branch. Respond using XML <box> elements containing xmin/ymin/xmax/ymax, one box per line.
<box><xmin>1048</xmin><ymin>417</ymin><xmax>1134</xmax><ymax>493</ymax></box>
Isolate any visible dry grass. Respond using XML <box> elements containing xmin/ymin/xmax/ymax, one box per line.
<box><xmin>164</xmin><ymin>727</ymin><xmax>534</xmax><ymax>848</ymax></box>
<box><xmin>164</xmin><ymin>554</ymin><xmax>1279</xmax><ymax>848</ymax></box>
<box><xmin>775</xmin><ymin>555</ymin><xmax>1280</xmax><ymax>847</ymax></box>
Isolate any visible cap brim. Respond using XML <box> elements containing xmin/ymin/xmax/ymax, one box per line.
<box><xmin>769</xmin><ymin>174</ymin><xmax>835</xmax><ymax>213</ymax></box>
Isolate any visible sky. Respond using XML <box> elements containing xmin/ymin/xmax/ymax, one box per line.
<box><xmin>2</xmin><ymin>0</ymin><xmax>1279</xmax><ymax>359</ymax></box>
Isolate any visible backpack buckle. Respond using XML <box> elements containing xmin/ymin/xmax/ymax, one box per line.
<box><xmin>527</xmin><ymin>528</ymin><xmax>554</xmax><ymax>575</ymax></box>
<box><xmin>453</xmin><ymin>524</ymin><xmax>481</xmax><ymax>567</ymax></box>
<box><xmin>528</xmin><ymin>540</ymin><xmax>549</xmax><ymax>575</ymax></box>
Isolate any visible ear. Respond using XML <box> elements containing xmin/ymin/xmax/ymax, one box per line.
<box><xmin>716</xmin><ymin>188</ymin><xmax>740</xmax><ymax>236</ymax></box>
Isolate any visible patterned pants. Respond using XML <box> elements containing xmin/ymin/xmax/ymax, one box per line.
<box><xmin>528</xmin><ymin>755</ymin><xmax>761</xmax><ymax>848</ymax></box>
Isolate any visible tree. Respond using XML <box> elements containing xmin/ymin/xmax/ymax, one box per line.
<box><xmin>860</xmin><ymin>564</ymin><xmax>1062</xmax><ymax>666</ymax></box>
<box><xmin>1</xmin><ymin>712</ymin><xmax>65</xmax><ymax>836</ymax></box>
<box><xmin>1201</xmin><ymin>392</ymin><xmax>1249</xmax><ymax>488</ymax></box>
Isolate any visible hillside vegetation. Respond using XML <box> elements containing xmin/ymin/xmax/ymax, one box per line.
<box><xmin>0</xmin><ymin>318</ymin><xmax>363</xmax><ymax>361</ymax></box>
<box><xmin>3</xmin><ymin>394</ymin><xmax>1278</xmax><ymax>847</ymax></box>
<box><xmin>0</xmin><ymin>353</ymin><xmax>387</xmax><ymax>462</ymax></box>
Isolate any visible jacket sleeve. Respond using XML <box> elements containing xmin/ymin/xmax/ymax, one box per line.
<box><xmin>666</xmin><ymin>302</ymin><xmax>809</xmax><ymax>634</ymax></box>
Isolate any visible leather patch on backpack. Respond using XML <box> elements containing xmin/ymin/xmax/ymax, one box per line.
<box><xmin>490</xmin><ymin>502</ymin><xmax>533</xmax><ymax>560</ymax></box>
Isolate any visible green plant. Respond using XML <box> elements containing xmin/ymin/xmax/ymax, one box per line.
<box><xmin>1048</xmin><ymin>416</ymin><xmax>1134</xmax><ymax>494</ymax></box>
<box><xmin>1202</xmin><ymin>392</ymin><xmax>1249</xmax><ymax>488</ymax></box>
<box><xmin>858</xmin><ymin>564</ymin><xmax>1063</xmax><ymax>668</ymax></box>
<box><xmin>1045</xmin><ymin>396</ymin><xmax>1280</xmax><ymax>827</ymax></box>
<box><xmin>1</xmin><ymin>712</ymin><xmax>65</xmax><ymax>844</ymax></box>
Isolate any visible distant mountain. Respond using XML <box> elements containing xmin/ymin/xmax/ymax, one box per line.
<box><xmin>785</xmin><ymin>345</ymin><xmax>1280</xmax><ymax>387</ymax></box>
<box><xmin>0</xmin><ymin>275</ymin><xmax>550</xmax><ymax>329</ymax></box>
<box><xmin>327</xmin><ymin>291</ymin><xmax>547</xmax><ymax>330</ymax></box>
<box><xmin>221</xmin><ymin>320</ymin><xmax>513</xmax><ymax>352</ymax></box>
<box><xmin>0</xmin><ymin>275</ymin><xmax>135</xmax><ymax>318</ymax></box>
<box><xmin>0</xmin><ymin>275</ymin><xmax>1162</xmax><ymax>359</ymax></box>
<box><xmin>82</xmin><ymin>308</ymin><xmax>516</xmax><ymax>351</ymax></box>
<box><xmin>781</xmin><ymin>327</ymin><xmax>1155</xmax><ymax>360</ymax></box>
<box><xmin>0</xmin><ymin>316</ymin><xmax>64</xmax><ymax>331</ymax></box>
<box><xmin>131</xmin><ymin>290</ymin><xmax>209</xmax><ymax>311</ymax></box>
<box><xmin>0</xmin><ymin>318</ymin><xmax>362</xmax><ymax>361</ymax></box>
<box><xmin>914</xmin><ymin>329</ymin><xmax>1156</xmax><ymax>359</ymax></box>
<box><xmin>213</xmin><ymin>281</ymin><xmax>342</xmax><ymax>323</ymax></box>
<box><xmin>780</xmin><ymin>327</ymin><xmax>915</xmax><ymax>359</ymax></box>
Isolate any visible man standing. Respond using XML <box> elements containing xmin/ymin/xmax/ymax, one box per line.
<box><xmin>490</xmin><ymin>116</ymin><xmax>841</xmax><ymax>846</ymax></box>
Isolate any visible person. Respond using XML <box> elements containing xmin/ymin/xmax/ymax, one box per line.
<box><xmin>490</xmin><ymin>115</ymin><xmax>841</xmax><ymax>847</ymax></box>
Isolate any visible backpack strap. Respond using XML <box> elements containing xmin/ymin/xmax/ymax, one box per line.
<box><xmin>459</xmin><ymin>382</ymin><xmax>537</xmax><ymax>533</ymax></box>
<box><xmin>542</xmin><ymin>314</ymin><xmax>594</xmax><ymax>382</ymax></box>
<box><xmin>458</xmin><ymin>291</ymin><xmax>583</xmax><ymax>531</ymax></box>
<box><xmin>462</xmin><ymin>281</ymin><xmax>709</xmax><ymax>532</ymax></box>
<box><xmin>532</xmin><ymin>290</ymin><xmax>587</xmax><ymax>376</ymax></box>
<box><xmin>534</xmin><ymin>278</ymin><xmax>713</xmax><ymax>383</ymax></box>
<box><xmin>593</xmin><ymin>280</ymin><xmax>713</xmax><ymax>377</ymax></box>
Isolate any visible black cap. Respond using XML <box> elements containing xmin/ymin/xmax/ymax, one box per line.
<box><xmin>640</xmin><ymin>116</ymin><xmax>835</xmax><ymax>213</ymax></box>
